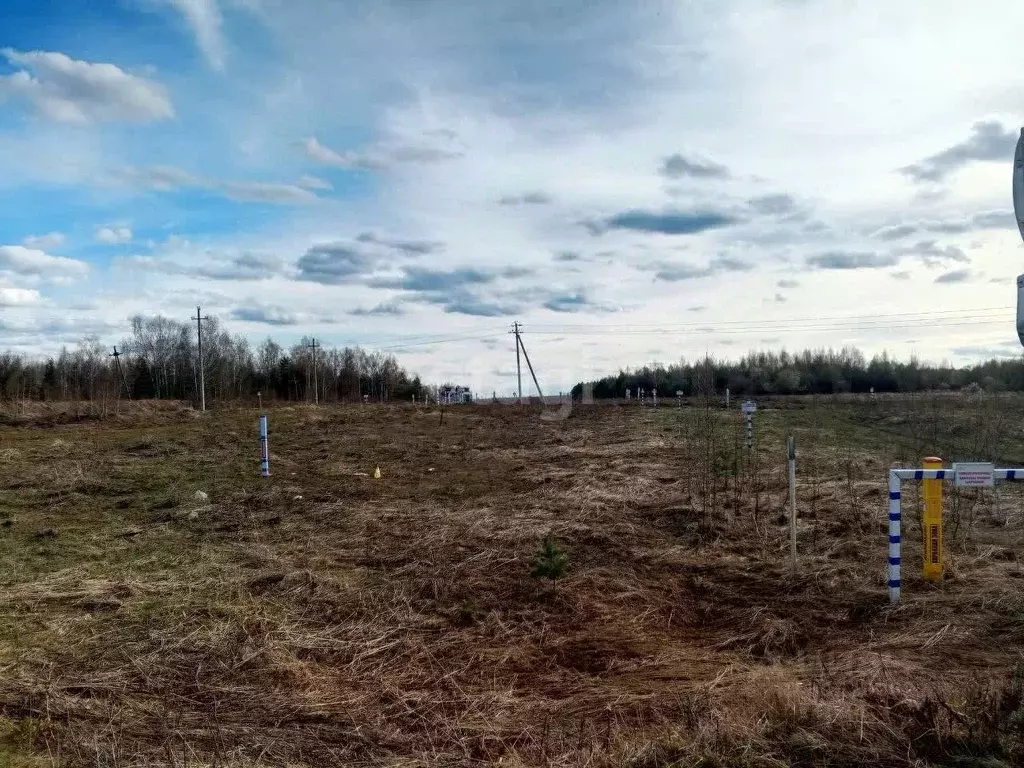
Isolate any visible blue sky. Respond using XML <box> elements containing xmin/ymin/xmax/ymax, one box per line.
<box><xmin>1</xmin><ymin>0</ymin><xmax>1024</xmax><ymax>392</ymax></box>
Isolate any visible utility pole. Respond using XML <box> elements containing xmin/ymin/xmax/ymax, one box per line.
<box><xmin>511</xmin><ymin>322</ymin><xmax>523</xmax><ymax>404</ymax></box>
<box><xmin>511</xmin><ymin>323</ymin><xmax>544</xmax><ymax>401</ymax></box>
<box><xmin>518</xmin><ymin>337</ymin><xmax>544</xmax><ymax>400</ymax></box>
<box><xmin>194</xmin><ymin>306</ymin><xmax>208</xmax><ymax>411</ymax></box>
<box><xmin>306</xmin><ymin>338</ymin><xmax>320</xmax><ymax>405</ymax></box>
<box><xmin>110</xmin><ymin>346</ymin><xmax>132</xmax><ymax>400</ymax></box>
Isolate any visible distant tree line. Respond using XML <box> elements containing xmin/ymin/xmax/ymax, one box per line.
<box><xmin>0</xmin><ymin>314</ymin><xmax>426</xmax><ymax>404</ymax></box>
<box><xmin>572</xmin><ymin>347</ymin><xmax>1024</xmax><ymax>399</ymax></box>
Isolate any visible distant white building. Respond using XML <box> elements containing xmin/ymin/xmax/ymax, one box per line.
<box><xmin>439</xmin><ymin>385</ymin><xmax>473</xmax><ymax>404</ymax></box>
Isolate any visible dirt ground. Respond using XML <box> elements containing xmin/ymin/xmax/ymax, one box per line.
<box><xmin>1</xmin><ymin>395</ymin><xmax>1024</xmax><ymax>767</ymax></box>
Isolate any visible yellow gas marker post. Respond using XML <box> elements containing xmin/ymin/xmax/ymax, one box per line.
<box><xmin>922</xmin><ymin>456</ymin><xmax>943</xmax><ymax>581</ymax></box>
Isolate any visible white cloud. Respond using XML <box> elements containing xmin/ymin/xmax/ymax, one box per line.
<box><xmin>112</xmin><ymin>165</ymin><xmax>319</xmax><ymax>204</ymax></box>
<box><xmin>116</xmin><ymin>249</ymin><xmax>282</xmax><ymax>280</ymax></box>
<box><xmin>231</xmin><ymin>302</ymin><xmax>298</xmax><ymax>325</ymax></box>
<box><xmin>0</xmin><ymin>245</ymin><xmax>89</xmax><ymax>281</ymax></box>
<box><xmin>96</xmin><ymin>226</ymin><xmax>132</xmax><ymax>244</ymax></box>
<box><xmin>115</xmin><ymin>165</ymin><xmax>200</xmax><ymax>190</ymax></box>
<box><xmin>297</xmin><ymin>173</ymin><xmax>332</xmax><ymax>190</ymax></box>
<box><xmin>0</xmin><ymin>286</ymin><xmax>42</xmax><ymax>306</ymax></box>
<box><xmin>220</xmin><ymin>180</ymin><xmax>316</xmax><ymax>203</ymax></box>
<box><xmin>22</xmin><ymin>232</ymin><xmax>64</xmax><ymax>249</ymax></box>
<box><xmin>165</xmin><ymin>0</ymin><xmax>227</xmax><ymax>70</ymax></box>
<box><xmin>0</xmin><ymin>49</ymin><xmax>174</xmax><ymax>124</ymax></box>
<box><xmin>302</xmin><ymin>136</ymin><xmax>354</xmax><ymax>167</ymax></box>
<box><xmin>301</xmin><ymin>135</ymin><xmax>462</xmax><ymax>170</ymax></box>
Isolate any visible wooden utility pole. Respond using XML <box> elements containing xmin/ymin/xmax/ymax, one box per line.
<box><xmin>512</xmin><ymin>322</ymin><xmax>523</xmax><ymax>404</ymax></box>
<box><xmin>306</xmin><ymin>338</ymin><xmax>320</xmax><ymax>405</ymax></box>
<box><xmin>110</xmin><ymin>346</ymin><xmax>132</xmax><ymax>400</ymax></box>
<box><xmin>194</xmin><ymin>306</ymin><xmax>209</xmax><ymax>411</ymax></box>
<box><xmin>519</xmin><ymin>337</ymin><xmax>544</xmax><ymax>400</ymax></box>
<box><xmin>510</xmin><ymin>323</ymin><xmax>543</xmax><ymax>401</ymax></box>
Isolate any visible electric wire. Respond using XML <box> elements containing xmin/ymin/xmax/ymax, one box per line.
<box><xmin>372</xmin><ymin>332</ymin><xmax>505</xmax><ymax>350</ymax></box>
<box><xmin>525</xmin><ymin>305</ymin><xmax>1013</xmax><ymax>330</ymax></box>
<box><xmin>524</xmin><ymin>319</ymin><xmax>1011</xmax><ymax>337</ymax></box>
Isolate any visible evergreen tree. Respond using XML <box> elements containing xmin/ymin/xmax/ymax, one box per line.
<box><xmin>132</xmin><ymin>358</ymin><xmax>155</xmax><ymax>399</ymax></box>
<box><xmin>41</xmin><ymin>359</ymin><xmax>57</xmax><ymax>401</ymax></box>
<box><xmin>530</xmin><ymin>534</ymin><xmax>569</xmax><ymax>589</ymax></box>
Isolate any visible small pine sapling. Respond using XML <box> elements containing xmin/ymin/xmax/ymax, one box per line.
<box><xmin>531</xmin><ymin>534</ymin><xmax>569</xmax><ymax>590</ymax></box>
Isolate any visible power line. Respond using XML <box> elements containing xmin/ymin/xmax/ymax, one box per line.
<box><xmin>530</xmin><ymin>313</ymin><xmax>1010</xmax><ymax>332</ymax></box>
<box><xmin>526</xmin><ymin>306</ymin><xmax>1013</xmax><ymax>331</ymax></box>
<box><xmin>526</xmin><ymin>318</ymin><xmax>1012</xmax><ymax>337</ymax></box>
<box><xmin>332</xmin><ymin>327</ymin><xmax>504</xmax><ymax>347</ymax></box>
<box><xmin>373</xmin><ymin>332</ymin><xmax>504</xmax><ymax>350</ymax></box>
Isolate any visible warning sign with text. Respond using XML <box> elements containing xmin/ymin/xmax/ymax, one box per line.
<box><xmin>953</xmin><ymin>462</ymin><xmax>995</xmax><ymax>488</ymax></box>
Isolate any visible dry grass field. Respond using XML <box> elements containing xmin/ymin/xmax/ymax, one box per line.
<box><xmin>1</xmin><ymin>394</ymin><xmax>1024</xmax><ymax>766</ymax></box>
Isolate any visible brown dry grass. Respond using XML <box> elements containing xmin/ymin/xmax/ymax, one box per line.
<box><xmin>0</xmin><ymin>397</ymin><xmax>1023</xmax><ymax>766</ymax></box>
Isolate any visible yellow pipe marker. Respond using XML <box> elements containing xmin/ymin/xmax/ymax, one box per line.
<box><xmin>922</xmin><ymin>456</ymin><xmax>943</xmax><ymax>581</ymax></box>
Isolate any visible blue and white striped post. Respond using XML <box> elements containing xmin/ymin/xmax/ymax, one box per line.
<box><xmin>888</xmin><ymin>470</ymin><xmax>901</xmax><ymax>603</ymax></box>
<box><xmin>887</xmin><ymin>465</ymin><xmax>1023</xmax><ymax>602</ymax></box>
<box><xmin>259</xmin><ymin>415</ymin><xmax>270</xmax><ymax>477</ymax></box>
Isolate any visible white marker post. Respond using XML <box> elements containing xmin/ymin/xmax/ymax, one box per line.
<box><xmin>725</xmin><ymin>387</ymin><xmax>730</xmax><ymax>408</ymax></box>
<box><xmin>259</xmin><ymin>415</ymin><xmax>270</xmax><ymax>477</ymax></box>
<box><xmin>652</xmin><ymin>387</ymin><xmax>657</xmax><ymax>407</ymax></box>
<box><xmin>788</xmin><ymin>436</ymin><xmax>797</xmax><ymax>569</ymax></box>
<box><xmin>625</xmin><ymin>388</ymin><xmax>631</xmax><ymax>401</ymax></box>
<box><xmin>742</xmin><ymin>400</ymin><xmax>757</xmax><ymax>450</ymax></box>
<box><xmin>675</xmin><ymin>390</ymin><xmax>683</xmax><ymax>408</ymax></box>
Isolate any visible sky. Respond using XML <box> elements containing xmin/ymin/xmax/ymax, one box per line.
<box><xmin>1</xmin><ymin>0</ymin><xmax>1024</xmax><ymax>394</ymax></box>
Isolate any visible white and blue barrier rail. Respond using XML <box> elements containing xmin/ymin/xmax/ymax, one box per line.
<box><xmin>888</xmin><ymin>467</ymin><xmax>1024</xmax><ymax>603</ymax></box>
